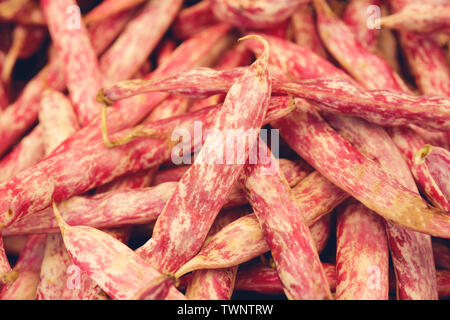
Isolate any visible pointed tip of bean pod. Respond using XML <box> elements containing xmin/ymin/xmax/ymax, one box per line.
<box><xmin>52</xmin><ymin>201</ymin><xmax>69</xmax><ymax>235</ymax></box>
<box><xmin>174</xmin><ymin>262</ymin><xmax>195</xmax><ymax>279</ymax></box>
<box><xmin>414</xmin><ymin>144</ymin><xmax>433</xmax><ymax>165</ymax></box>
<box><xmin>133</xmin><ymin>274</ymin><xmax>177</xmax><ymax>300</ymax></box>
<box><xmin>239</xmin><ymin>34</ymin><xmax>269</xmax><ymax>58</ymax></box>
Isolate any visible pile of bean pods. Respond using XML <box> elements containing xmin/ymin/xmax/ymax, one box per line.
<box><xmin>0</xmin><ymin>0</ymin><xmax>449</xmax><ymax>300</ymax></box>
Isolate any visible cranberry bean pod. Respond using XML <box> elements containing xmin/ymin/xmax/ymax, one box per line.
<box><xmin>291</xmin><ymin>4</ymin><xmax>327</xmax><ymax>58</ymax></box>
<box><xmin>84</xmin><ymin>0</ymin><xmax>146</xmax><ymax>25</ymax></box>
<box><xmin>314</xmin><ymin>0</ymin><xmax>409</xmax><ymax>92</ymax></box>
<box><xmin>41</xmin><ymin>0</ymin><xmax>103</xmax><ymax>126</ymax></box>
<box><xmin>38</xmin><ymin>89</ymin><xmax>80</xmax><ymax>154</ymax></box>
<box><xmin>342</xmin><ymin>0</ymin><xmax>381</xmax><ymax>52</ymax></box>
<box><xmin>240</xmin><ymin>142</ymin><xmax>332</xmax><ymax>299</ymax></box>
<box><xmin>4</xmin><ymin>157</ymin><xmax>312</xmax><ymax>236</ymax></box>
<box><xmin>388</xmin><ymin>127</ymin><xmax>450</xmax><ymax>211</ymax></box>
<box><xmin>87</xmin><ymin>10</ymin><xmax>135</xmax><ymax>56</ymax></box>
<box><xmin>185</xmin><ymin>208</ymin><xmax>247</xmax><ymax>300</ymax></box>
<box><xmin>0</xmin><ymin>57</ymin><xmax>65</xmax><ymax>157</ymax></box>
<box><xmin>0</xmin><ymin>126</ymin><xmax>45</xmax><ymax>182</ymax></box>
<box><xmin>53</xmin><ymin>23</ymin><xmax>233</xmax><ymax>155</ymax></box>
<box><xmin>108</xmin><ymin>67</ymin><xmax>450</xmax><ymax>132</ymax></box>
<box><xmin>235</xmin><ymin>262</ymin><xmax>337</xmax><ymax>295</ymax></box>
<box><xmin>0</xmin><ymin>95</ymin><xmax>292</xmax><ymax>230</ymax></box>
<box><xmin>380</xmin><ymin>3</ymin><xmax>450</xmax><ymax>34</ymax></box>
<box><xmin>416</xmin><ymin>145</ymin><xmax>450</xmax><ymax>202</ymax></box>
<box><xmin>271</xmin><ymin>105</ymin><xmax>450</xmax><ymax>238</ymax></box>
<box><xmin>0</xmin><ymin>0</ymin><xmax>45</xmax><ymax>25</ymax></box>
<box><xmin>52</xmin><ymin>203</ymin><xmax>185</xmax><ymax>300</ymax></box>
<box><xmin>34</xmin><ymin>88</ymin><xmax>80</xmax><ymax>300</ymax></box>
<box><xmin>99</xmin><ymin>0</ymin><xmax>183</xmax><ymax>85</ymax></box>
<box><xmin>185</xmin><ymin>268</ymin><xmax>237</xmax><ymax>300</ymax></box>
<box><xmin>134</xmin><ymin>36</ymin><xmax>272</xmax><ymax>275</ymax></box>
<box><xmin>433</xmin><ymin>239</ymin><xmax>450</xmax><ymax>270</ymax></box>
<box><xmin>314</xmin><ymin>0</ymin><xmax>441</xmax><ymax>299</ymax></box>
<box><xmin>335</xmin><ymin>200</ymin><xmax>389</xmax><ymax>300</ymax></box>
<box><xmin>388</xmin><ymin>0</ymin><xmax>450</xmax><ymax>96</ymax></box>
<box><xmin>175</xmin><ymin>213</ymin><xmax>333</xmax><ymax>278</ymax></box>
<box><xmin>34</xmin><ymin>234</ymin><xmax>71</xmax><ymax>300</ymax></box>
<box><xmin>0</xmin><ymin>234</ymin><xmax>46</xmax><ymax>299</ymax></box>
<box><xmin>210</xmin><ymin>0</ymin><xmax>310</xmax><ymax>29</ymax></box>
<box><xmin>172</xmin><ymin>1</ymin><xmax>217</xmax><ymax>40</ymax></box>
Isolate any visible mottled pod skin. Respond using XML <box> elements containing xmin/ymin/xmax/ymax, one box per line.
<box><xmin>87</xmin><ymin>9</ymin><xmax>135</xmax><ymax>56</ymax></box>
<box><xmin>114</xmin><ymin>66</ymin><xmax>450</xmax><ymax>132</ymax></box>
<box><xmin>172</xmin><ymin>1</ymin><xmax>217</xmax><ymax>40</ymax></box>
<box><xmin>389</xmin><ymin>127</ymin><xmax>450</xmax><ymax>212</ymax></box>
<box><xmin>84</xmin><ymin>0</ymin><xmax>146</xmax><ymax>25</ymax></box>
<box><xmin>53</xmin><ymin>204</ymin><xmax>185</xmax><ymax>300</ymax></box>
<box><xmin>186</xmin><ymin>267</ymin><xmax>238</xmax><ymax>300</ymax></box>
<box><xmin>0</xmin><ymin>234</ymin><xmax>46</xmax><ymax>299</ymax></box>
<box><xmin>235</xmin><ymin>264</ymin><xmax>450</xmax><ymax>298</ymax></box>
<box><xmin>0</xmin><ymin>57</ymin><xmax>65</xmax><ymax>157</ymax></box>
<box><xmin>291</xmin><ymin>4</ymin><xmax>327</xmax><ymax>58</ymax></box>
<box><xmin>388</xmin><ymin>0</ymin><xmax>450</xmax><ymax>96</ymax></box>
<box><xmin>135</xmin><ymin>36</ymin><xmax>272</xmax><ymax>275</ymax></box>
<box><xmin>0</xmin><ymin>235</ymin><xmax>10</xmax><ymax>276</ymax></box>
<box><xmin>0</xmin><ymin>5</ymin><xmax>138</xmax><ymax>157</ymax></box>
<box><xmin>34</xmin><ymin>87</ymin><xmax>80</xmax><ymax>300</ymax></box>
<box><xmin>133</xmin><ymin>276</ymin><xmax>176</xmax><ymax>300</ymax></box>
<box><xmin>235</xmin><ymin>262</ymin><xmax>337</xmax><ymax>295</ymax></box>
<box><xmin>175</xmin><ymin>178</ymin><xmax>343</xmax><ymax>279</ymax></box>
<box><xmin>185</xmin><ymin>208</ymin><xmax>247</xmax><ymax>300</ymax></box>
<box><xmin>342</xmin><ymin>0</ymin><xmax>382</xmax><ymax>52</ymax></box>
<box><xmin>418</xmin><ymin>146</ymin><xmax>450</xmax><ymax>204</ymax></box>
<box><xmin>41</xmin><ymin>0</ymin><xmax>103</xmax><ymax>126</ymax></box>
<box><xmin>100</xmin><ymin>0</ymin><xmax>183</xmax><ymax>85</ymax></box>
<box><xmin>336</xmin><ymin>200</ymin><xmax>389</xmax><ymax>300</ymax></box>
<box><xmin>0</xmin><ymin>25</ymin><xmax>234</xmax><ymax>228</ymax></box>
<box><xmin>38</xmin><ymin>89</ymin><xmax>80</xmax><ymax>154</ymax></box>
<box><xmin>0</xmin><ymin>126</ymin><xmax>45</xmax><ymax>182</ymax></box>
<box><xmin>0</xmin><ymin>95</ymin><xmax>291</xmax><ymax>230</ymax></box>
<box><xmin>313</xmin><ymin>0</ymin><xmax>440</xmax><ymax>299</ymax></box>
<box><xmin>240</xmin><ymin>141</ymin><xmax>332</xmax><ymax>300</ymax></box>
<box><xmin>380</xmin><ymin>3</ymin><xmax>450</xmax><ymax>34</ymax></box>
<box><xmin>35</xmin><ymin>234</ymin><xmax>71</xmax><ymax>300</ymax></box>
<box><xmin>210</xmin><ymin>0</ymin><xmax>310</xmax><ymax>29</ymax></box>
<box><xmin>272</xmin><ymin>105</ymin><xmax>450</xmax><ymax>239</ymax></box>
<box><xmin>325</xmin><ymin>114</ymin><xmax>439</xmax><ymax>300</ymax></box>
<box><xmin>314</xmin><ymin>0</ymin><xmax>409</xmax><ymax>92</ymax></box>
<box><xmin>275</xmin><ymin>79</ymin><xmax>450</xmax><ymax>132</ymax></box>
<box><xmin>189</xmin><ymin>43</ymin><xmax>254</xmax><ymax>113</ymax></box>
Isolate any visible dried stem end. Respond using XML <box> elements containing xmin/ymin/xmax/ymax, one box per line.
<box><xmin>96</xmin><ymin>88</ymin><xmax>114</xmax><ymax>106</ymax></box>
<box><xmin>414</xmin><ymin>144</ymin><xmax>433</xmax><ymax>165</ymax></box>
